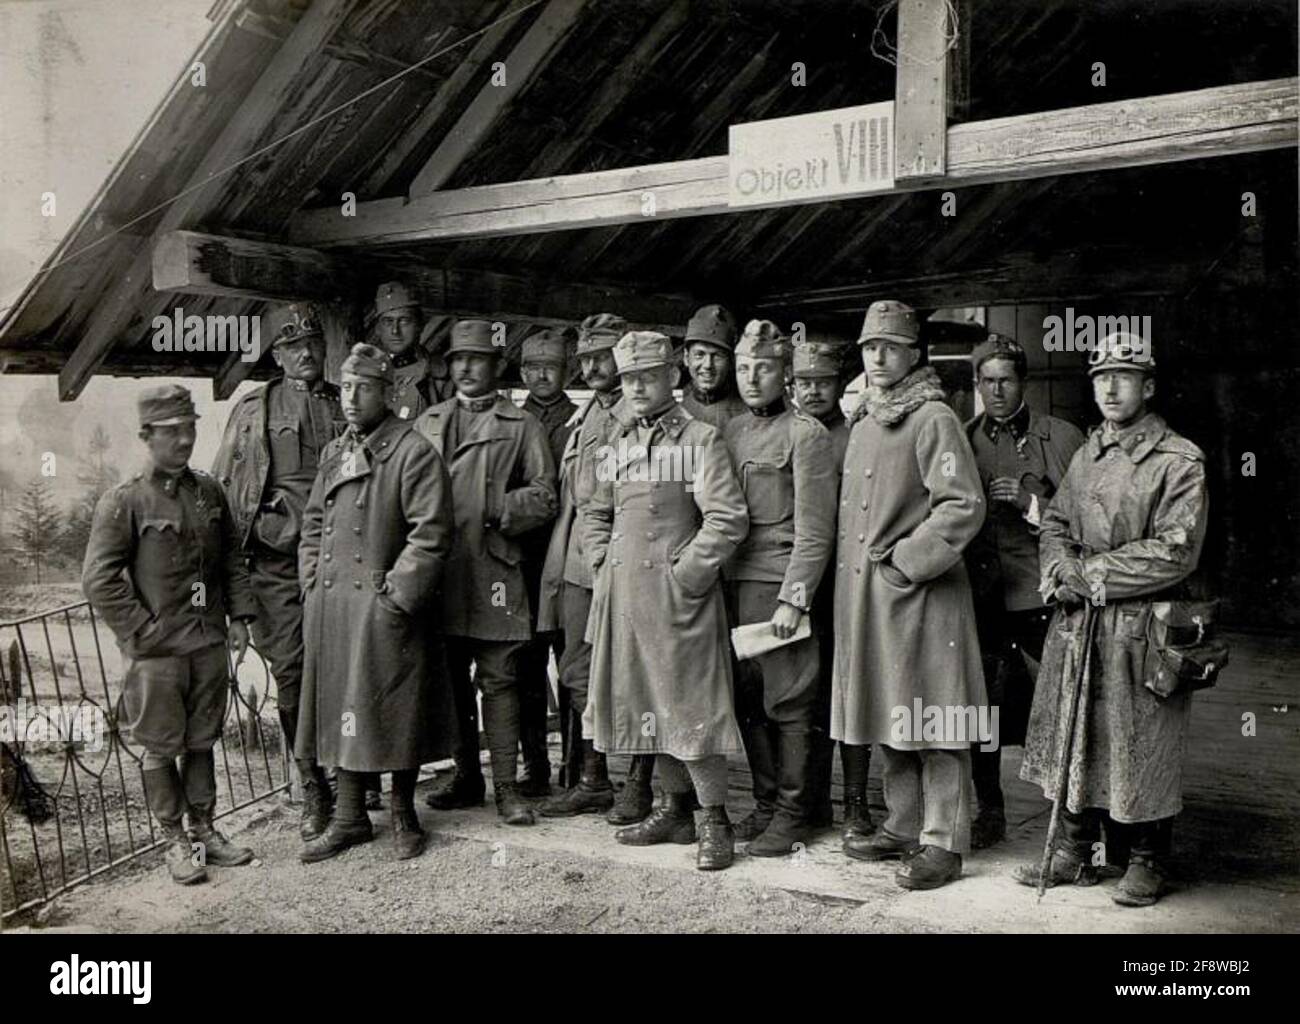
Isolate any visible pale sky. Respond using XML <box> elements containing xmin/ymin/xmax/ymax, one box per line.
<box><xmin>0</xmin><ymin>0</ymin><xmax>245</xmax><ymax>510</ymax></box>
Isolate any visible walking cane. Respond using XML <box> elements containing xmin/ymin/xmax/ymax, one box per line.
<box><xmin>1037</xmin><ymin>600</ymin><xmax>1099</xmax><ymax>900</ymax></box>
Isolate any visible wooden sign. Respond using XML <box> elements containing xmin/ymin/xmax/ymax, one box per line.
<box><xmin>727</xmin><ymin>101</ymin><xmax>895</xmax><ymax>209</ymax></box>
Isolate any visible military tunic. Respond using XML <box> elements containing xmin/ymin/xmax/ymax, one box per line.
<box><xmin>1020</xmin><ymin>412</ymin><xmax>1209</xmax><ymax>823</ymax></box>
<box><xmin>388</xmin><ymin>350</ymin><xmax>452</xmax><ymax>422</ymax></box>
<box><xmin>681</xmin><ymin>385</ymin><xmax>747</xmax><ymax>432</ymax></box>
<box><xmin>582</xmin><ymin>402</ymin><xmax>749</xmax><ymax>758</ymax></box>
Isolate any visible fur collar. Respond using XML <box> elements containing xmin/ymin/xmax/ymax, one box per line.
<box><xmin>850</xmin><ymin>366</ymin><xmax>946</xmax><ymax>427</ymax></box>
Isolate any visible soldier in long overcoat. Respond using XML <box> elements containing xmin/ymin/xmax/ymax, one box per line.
<box><xmin>414</xmin><ymin>320</ymin><xmax>558</xmax><ymax>825</ymax></box>
<box><xmin>297</xmin><ymin>344</ymin><xmax>455</xmax><ymax>862</ymax></box>
<box><xmin>582</xmin><ymin>331</ymin><xmax>749</xmax><ymax>870</ymax></box>
<box><xmin>832</xmin><ymin>301</ymin><xmax>987</xmax><ymax>891</ymax></box>
<box><xmin>1014</xmin><ymin>333</ymin><xmax>1209</xmax><ymax>907</ymax></box>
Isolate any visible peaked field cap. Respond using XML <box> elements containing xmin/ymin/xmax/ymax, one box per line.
<box><xmin>971</xmin><ymin>332</ymin><xmax>1028</xmax><ymax>372</ymax></box>
<box><xmin>1089</xmin><ymin>331</ymin><xmax>1156</xmax><ymax>375</ymax></box>
<box><xmin>792</xmin><ymin>341</ymin><xmax>841</xmax><ymax>378</ymax></box>
<box><xmin>734</xmin><ymin>319</ymin><xmax>790</xmax><ymax>361</ymax></box>
<box><xmin>447</xmin><ymin>318</ymin><xmax>503</xmax><ymax>356</ymax></box>
<box><xmin>341</xmin><ymin>342</ymin><xmax>394</xmax><ymax>383</ymax></box>
<box><xmin>374</xmin><ymin>281</ymin><xmax>419</xmax><ymax>315</ymax></box>
<box><xmin>577</xmin><ymin>313</ymin><xmax>627</xmax><ymax>355</ymax></box>
<box><xmin>685</xmin><ymin>303</ymin><xmax>738</xmax><ymax>349</ymax></box>
<box><xmin>521</xmin><ymin>328</ymin><xmax>569</xmax><ymax>365</ymax></box>
<box><xmin>613</xmin><ymin>331</ymin><xmax>674</xmax><ymax>374</ymax></box>
<box><xmin>139</xmin><ymin>383</ymin><xmax>199</xmax><ymax>427</ymax></box>
<box><xmin>857</xmin><ymin>299</ymin><xmax>920</xmax><ymax>346</ymax></box>
<box><xmin>266</xmin><ymin>302</ymin><xmax>325</xmax><ymax>347</ymax></box>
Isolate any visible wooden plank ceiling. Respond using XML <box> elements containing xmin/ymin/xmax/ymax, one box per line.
<box><xmin>1</xmin><ymin>0</ymin><xmax>1296</xmax><ymax>384</ymax></box>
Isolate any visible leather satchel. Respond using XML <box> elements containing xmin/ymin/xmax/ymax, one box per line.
<box><xmin>1143</xmin><ymin>598</ymin><xmax>1230</xmax><ymax>698</ymax></box>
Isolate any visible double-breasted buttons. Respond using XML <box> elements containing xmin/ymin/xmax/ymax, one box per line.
<box><xmin>354</xmin><ymin>580</ymin><xmax>362</xmax><ymax>589</ymax></box>
<box><xmin>326</xmin><ymin>499</ymin><xmax>334</xmax><ymax>508</ymax></box>
<box><xmin>324</xmin><ymin>553</ymin><xmax>333</xmax><ymax>561</ymax></box>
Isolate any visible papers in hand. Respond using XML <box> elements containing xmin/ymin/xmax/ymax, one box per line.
<box><xmin>730</xmin><ymin>615</ymin><xmax>811</xmax><ymax>660</ymax></box>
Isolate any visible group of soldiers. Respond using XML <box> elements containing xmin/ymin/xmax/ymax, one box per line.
<box><xmin>82</xmin><ymin>281</ymin><xmax>1209</xmax><ymax>908</ymax></box>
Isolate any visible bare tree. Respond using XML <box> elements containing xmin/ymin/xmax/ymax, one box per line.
<box><xmin>12</xmin><ymin>480</ymin><xmax>62</xmax><ymax>584</ymax></box>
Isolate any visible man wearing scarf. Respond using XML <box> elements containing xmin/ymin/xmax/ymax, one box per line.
<box><xmin>832</xmin><ymin>300</ymin><xmax>987</xmax><ymax>891</ymax></box>
<box><xmin>963</xmin><ymin>334</ymin><xmax>1084</xmax><ymax>849</ymax></box>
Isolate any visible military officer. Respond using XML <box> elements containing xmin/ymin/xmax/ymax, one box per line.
<box><xmin>833</xmin><ymin>300</ymin><xmax>987</xmax><ymax>891</ymax></box>
<box><xmin>1015</xmin><ymin>332</ymin><xmax>1208</xmax><ymax>907</ymax></box>
<box><xmin>680</xmin><ymin>303</ymin><xmax>747</xmax><ymax>430</ymax></box>
<box><xmin>415</xmin><ymin>319</ymin><xmax>558</xmax><ymax>825</ymax></box>
<box><xmin>538</xmin><ymin>314</ymin><xmax>657</xmax><ymax>823</ymax></box>
<box><xmin>583</xmin><ymin>331</ymin><xmax>750</xmax><ymax>870</ymax></box>
<box><xmin>297</xmin><ymin>343</ymin><xmax>455</xmax><ymax>862</ymax></box>
<box><xmin>372</xmin><ymin>280</ymin><xmax>453</xmax><ymax>421</ymax></box>
<box><xmin>963</xmin><ymin>334</ymin><xmax>1084</xmax><ymax>848</ymax></box>
<box><xmin>722</xmin><ymin>321</ymin><xmax>837</xmax><ymax>856</ymax></box>
<box><xmin>791</xmin><ymin>341</ymin><xmax>874</xmax><ymax>841</ymax></box>
<box><xmin>212</xmin><ymin>302</ymin><xmax>346</xmax><ymax>841</ymax></box>
<box><xmin>516</xmin><ymin>328</ymin><xmax>578</xmax><ymax>798</ymax></box>
<box><xmin>83</xmin><ymin>385</ymin><xmax>257</xmax><ymax>885</ymax></box>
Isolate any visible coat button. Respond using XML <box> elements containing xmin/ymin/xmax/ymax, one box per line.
<box><xmin>324</xmin><ymin>553</ymin><xmax>332</xmax><ymax>561</ymax></box>
<box><xmin>838</xmin><ymin>562</ymin><xmax>844</xmax><ymax>570</ymax></box>
<box><xmin>858</xmin><ymin>533</ymin><xmax>865</xmax><ymax>542</ymax></box>
<box><xmin>646</xmin><ymin>532</ymin><xmax>657</xmax><ymax>540</ymax></box>
<box><xmin>323</xmin><ymin>580</ymin><xmax>333</xmax><ymax>588</ymax></box>
<box><xmin>353</xmin><ymin>526</ymin><xmax>362</xmax><ymax>535</ymax></box>
<box><xmin>865</xmin><ymin>469</ymin><xmax>873</xmax><ymax>477</ymax></box>
<box><xmin>354</xmin><ymin>554</ymin><xmax>363</xmax><ymax>563</ymax></box>
<box><xmin>612</xmin><ymin>558</ymin><xmax>622</xmax><ymax>567</ymax></box>
<box><xmin>642</xmin><ymin>560</ymin><xmax>652</xmax><ymax>568</ymax></box>
<box><xmin>861</xmin><ymin>500</ymin><xmax>868</xmax><ymax>509</ymax></box>
<box><xmin>326</xmin><ymin>499</ymin><xmax>334</xmax><ymax>507</ymax></box>
<box><xmin>354</xmin><ymin>580</ymin><xmax>362</xmax><ymax>589</ymax></box>
<box><xmin>648</xmin><ymin>504</ymin><xmax>657</xmax><ymax>513</ymax></box>
<box><xmin>325</xmin><ymin>526</ymin><xmax>333</xmax><ymax>535</ymax></box>
<box><xmin>355</xmin><ymin>500</ymin><xmax>364</xmax><ymax>508</ymax></box>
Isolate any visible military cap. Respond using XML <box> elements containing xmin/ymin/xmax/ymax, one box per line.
<box><xmin>341</xmin><ymin>342</ymin><xmax>394</xmax><ymax>384</ymax></box>
<box><xmin>857</xmin><ymin>299</ymin><xmax>920</xmax><ymax>347</ymax></box>
<box><xmin>139</xmin><ymin>383</ymin><xmax>199</xmax><ymax>427</ymax></box>
<box><xmin>734</xmin><ymin>319</ymin><xmax>790</xmax><ymax>362</ymax></box>
<box><xmin>613</xmin><ymin>331</ymin><xmax>674</xmax><ymax>375</ymax></box>
<box><xmin>265</xmin><ymin>302</ymin><xmax>324</xmax><ymax>348</ymax></box>
<box><xmin>792</xmin><ymin>341</ymin><xmax>842</xmax><ymax>378</ymax></box>
<box><xmin>971</xmin><ymin>332</ymin><xmax>1028</xmax><ymax>376</ymax></box>
<box><xmin>521</xmin><ymin>328</ymin><xmax>569</xmax><ymax>367</ymax></box>
<box><xmin>576</xmin><ymin>313</ymin><xmax>627</xmax><ymax>355</ymax></box>
<box><xmin>1089</xmin><ymin>331</ymin><xmax>1155</xmax><ymax>376</ymax></box>
<box><xmin>447</xmin><ymin>319</ymin><xmax>504</xmax><ymax>358</ymax></box>
<box><xmin>374</xmin><ymin>281</ymin><xmax>419</xmax><ymax>316</ymax></box>
<box><xmin>684</xmin><ymin>303</ymin><xmax>739</xmax><ymax>351</ymax></box>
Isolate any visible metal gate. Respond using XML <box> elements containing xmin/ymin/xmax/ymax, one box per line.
<box><xmin>1</xmin><ymin>600</ymin><xmax>289</xmax><ymax>922</ymax></box>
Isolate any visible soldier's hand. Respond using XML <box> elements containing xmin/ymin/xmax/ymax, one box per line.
<box><xmin>989</xmin><ymin>477</ymin><xmax>1030</xmax><ymax>511</ymax></box>
<box><xmin>228</xmin><ymin>620</ymin><xmax>251</xmax><ymax>668</ymax></box>
<box><xmin>1052</xmin><ymin>583</ymin><xmax>1087</xmax><ymax>608</ymax></box>
<box><xmin>770</xmin><ymin>601</ymin><xmax>803</xmax><ymax>640</ymax></box>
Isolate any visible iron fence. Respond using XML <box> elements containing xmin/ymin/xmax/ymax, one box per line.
<box><xmin>1</xmin><ymin>600</ymin><xmax>289</xmax><ymax>921</ymax></box>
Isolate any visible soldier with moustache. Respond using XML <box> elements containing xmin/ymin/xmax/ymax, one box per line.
<box><xmin>791</xmin><ymin>341</ymin><xmax>875</xmax><ymax>841</ymax></box>
<box><xmin>516</xmin><ymin>329</ymin><xmax>578</xmax><ymax>797</ymax></box>
<box><xmin>416</xmin><ymin>320</ymin><xmax>558</xmax><ymax>825</ymax></box>
<box><xmin>722</xmin><ymin>321</ymin><xmax>837</xmax><ymax>856</ymax></box>
<box><xmin>963</xmin><ymin>333</ymin><xmax>1084</xmax><ymax>849</ymax></box>
<box><xmin>680</xmin><ymin>304</ymin><xmax>748</xmax><ymax>430</ymax></box>
<box><xmin>213</xmin><ymin>302</ymin><xmax>346</xmax><ymax>841</ymax></box>
<box><xmin>372</xmin><ymin>280</ymin><xmax>453</xmax><ymax>421</ymax></box>
<box><xmin>297</xmin><ymin>344</ymin><xmax>455</xmax><ymax>862</ymax></box>
<box><xmin>84</xmin><ymin>385</ymin><xmax>257</xmax><ymax>884</ymax></box>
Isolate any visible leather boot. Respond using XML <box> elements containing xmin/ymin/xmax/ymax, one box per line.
<box><xmin>697</xmin><ymin>805</ymin><xmax>735</xmax><ymax>871</ymax></box>
<box><xmin>840</xmin><ymin>743</ymin><xmax>873</xmax><ymax>842</ymax></box>
<box><xmin>844</xmin><ymin>827</ymin><xmax>921</xmax><ymax>862</ymax></box>
<box><xmin>189</xmin><ymin>809</ymin><xmax>256</xmax><ymax>867</ymax></box>
<box><xmin>748</xmin><ymin>730</ymin><xmax>813</xmax><ymax>857</ymax></box>
<box><xmin>971</xmin><ymin>745</ymin><xmax>1007</xmax><ymax>849</ymax></box>
<box><xmin>896</xmin><ymin>845</ymin><xmax>962</xmax><ymax>890</ymax></box>
<box><xmin>389</xmin><ymin>770</ymin><xmax>426</xmax><ymax>860</ymax></box>
<box><xmin>425</xmin><ymin>767</ymin><xmax>486</xmax><ymax>809</ymax></box>
<box><xmin>298</xmin><ymin>760</ymin><xmax>332</xmax><ymax>842</ymax></box>
<box><xmin>806</xmin><ymin>727</ymin><xmax>835</xmax><ymax>829</ymax></box>
<box><xmin>615</xmin><ymin>791</ymin><xmax>697</xmax><ymax>846</ymax></box>
<box><xmin>302</xmin><ymin>769</ymin><xmax>374</xmax><ymax>863</ymax></box>
<box><xmin>734</xmin><ymin>720</ymin><xmax>778</xmax><ymax>840</ymax></box>
<box><xmin>1012</xmin><ymin>846</ymin><xmax>1100</xmax><ymax>888</ymax></box>
<box><xmin>144</xmin><ymin>765</ymin><xmax>207</xmax><ymax>885</ymax></box>
<box><xmin>540</xmin><ymin>738</ymin><xmax>614</xmax><ymax>817</ymax></box>
<box><xmin>494</xmin><ymin>781</ymin><xmax>536</xmax><ymax>826</ymax></box>
<box><xmin>606</xmin><ymin>754</ymin><xmax>655</xmax><ymax>825</ymax></box>
<box><xmin>1112</xmin><ymin>818</ymin><xmax>1172</xmax><ymax>907</ymax></box>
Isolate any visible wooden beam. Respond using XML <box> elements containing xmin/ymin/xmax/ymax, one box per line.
<box><xmin>153</xmin><ymin>230</ymin><xmax>359</xmax><ymax>301</ymax></box>
<box><xmin>407</xmin><ymin>0</ymin><xmax>588</xmax><ymax>197</ymax></box>
<box><xmin>59</xmin><ymin>0</ymin><xmax>358</xmax><ymax>401</ymax></box>
<box><xmin>290</xmin><ymin>78</ymin><xmax>1298</xmax><ymax>249</ymax></box>
<box><xmin>894</xmin><ymin>0</ymin><xmax>953</xmax><ymax>180</ymax></box>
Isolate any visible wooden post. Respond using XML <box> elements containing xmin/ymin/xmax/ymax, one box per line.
<box><xmin>894</xmin><ymin>0</ymin><xmax>954</xmax><ymax>181</ymax></box>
